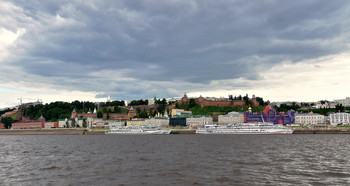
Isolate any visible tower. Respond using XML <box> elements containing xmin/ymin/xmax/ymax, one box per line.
<box><xmin>154</xmin><ymin>94</ymin><xmax>157</xmax><ymax>105</ymax></box>
<box><xmin>251</xmin><ymin>94</ymin><xmax>259</xmax><ymax>107</ymax></box>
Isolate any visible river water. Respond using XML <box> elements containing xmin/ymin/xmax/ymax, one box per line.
<box><xmin>1</xmin><ymin>134</ymin><xmax>350</xmax><ymax>185</ymax></box>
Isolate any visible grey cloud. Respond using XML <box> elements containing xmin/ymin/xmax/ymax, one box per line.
<box><xmin>3</xmin><ymin>0</ymin><xmax>350</xmax><ymax>100</ymax></box>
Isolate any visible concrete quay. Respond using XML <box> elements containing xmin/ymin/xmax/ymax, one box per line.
<box><xmin>293</xmin><ymin>128</ymin><xmax>350</xmax><ymax>134</ymax></box>
<box><xmin>170</xmin><ymin>129</ymin><xmax>196</xmax><ymax>134</ymax></box>
<box><xmin>0</xmin><ymin>128</ymin><xmax>86</xmax><ymax>135</ymax></box>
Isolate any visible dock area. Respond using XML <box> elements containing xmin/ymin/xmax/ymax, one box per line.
<box><xmin>170</xmin><ymin>129</ymin><xmax>196</xmax><ymax>134</ymax></box>
<box><xmin>293</xmin><ymin>128</ymin><xmax>350</xmax><ymax>134</ymax></box>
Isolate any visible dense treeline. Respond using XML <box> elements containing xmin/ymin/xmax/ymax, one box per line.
<box><xmin>23</xmin><ymin>100</ymin><xmax>128</xmax><ymax>121</ymax></box>
<box><xmin>177</xmin><ymin>103</ymin><xmax>266</xmax><ymax>116</ymax></box>
<box><xmin>0</xmin><ymin>108</ymin><xmax>15</xmax><ymax>116</ymax></box>
<box><xmin>25</xmin><ymin>102</ymin><xmax>76</xmax><ymax>121</ymax></box>
<box><xmin>100</xmin><ymin>100</ymin><xmax>125</xmax><ymax>107</ymax></box>
<box><xmin>129</xmin><ymin>99</ymin><xmax>148</xmax><ymax>106</ymax></box>
<box><xmin>274</xmin><ymin>103</ymin><xmax>347</xmax><ymax>115</ymax></box>
<box><xmin>24</xmin><ymin>101</ymin><xmax>101</xmax><ymax>122</ymax></box>
<box><xmin>228</xmin><ymin>94</ymin><xmax>268</xmax><ymax>106</ymax></box>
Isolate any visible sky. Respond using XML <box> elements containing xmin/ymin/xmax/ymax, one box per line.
<box><xmin>1</xmin><ymin>0</ymin><xmax>350</xmax><ymax>108</ymax></box>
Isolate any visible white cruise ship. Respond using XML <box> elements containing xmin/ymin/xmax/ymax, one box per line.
<box><xmin>196</xmin><ymin>123</ymin><xmax>293</xmax><ymax>134</ymax></box>
<box><xmin>105</xmin><ymin>125</ymin><xmax>171</xmax><ymax>135</ymax></box>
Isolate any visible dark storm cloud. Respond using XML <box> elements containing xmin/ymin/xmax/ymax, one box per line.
<box><xmin>4</xmin><ymin>0</ymin><xmax>350</xmax><ymax>99</ymax></box>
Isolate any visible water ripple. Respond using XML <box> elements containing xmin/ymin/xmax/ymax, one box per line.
<box><xmin>0</xmin><ymin>134</ymin><xmax>350</xmax><ymax>185</ymax></box>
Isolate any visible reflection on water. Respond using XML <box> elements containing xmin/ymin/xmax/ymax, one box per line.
<box><xmin>0</xmin><ymin>134</ymin><xmax>350</xmax><ymax>185</ymax></box>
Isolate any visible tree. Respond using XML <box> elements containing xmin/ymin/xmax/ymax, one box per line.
<box><xmin>139</xmin><ymin>109</ymin><xmax>148</xmax><ymax>118</ymax></box>
<box><xmin>1</xmin><ymin>117</ymin><xmax>15</xmax><ymax>129</ymax></box>
<box><xmin>189</xmin><ymin>99</ymin><xmax>196</xmax><ymax>108</ymax></box>
<box><xmin>336</xmin><ymin>104</ymin><xmax>345</xmax><ymax>112</ymax></box>
<box><xmin>161</xmin><ymin>98</ymin><xmax>167</xmax><ymax>105</ymax></box>
<box><xmin>229</xmin><ymin>95</ymin><xmax>233</xmax><ymax>101</ymax></box>
<box><xmin>114</xmin><ymin>106</ymin><xmax>120</xmax><ymax>113</ymax></box>
<box><xmin>256</xmin><ymin>97</ymin><xmax>265</xmax><ymax>106</ymax></box>
<box><xmin>107</xmin><ymin>113</ymin><xmax>110</xmax><ymax>120</ymax></box>
<box><xmin>97</xmin><ymin>111</ymin><xmax>103</xmax><ymax>118</ymax></box>
<box><xmin>82</xmin><ymin>118</ymin><xmax>87</xmax><ymax>128</ymax></box>
<box><xmin>157</xmin><ymin>104</ymin><xmax>166</xmax><ymax>114</ymax></box>
<box><xmin>71</xmin><ymin>119</ymin><xmax>76</xmax><ymax>127</ymax></box>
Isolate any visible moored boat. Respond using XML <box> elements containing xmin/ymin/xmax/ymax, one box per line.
<box><xmin>105</xmin><ymin>125</ymin><xmax>171</xmax><ymax>135</ymax></box>
<box><xmin>196</xmin><ymin>123</ymin><xmax>293</xmax><ymax>134</ymax></box>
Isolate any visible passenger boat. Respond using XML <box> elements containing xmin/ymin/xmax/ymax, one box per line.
<box><xmin>105</xmin><ymin>125</ymin><xmax>171</xmax><ymax>135</ymax></box>
<box><xmin>195</xmin><ymin>123</ymin><xmax>293</xmax><ymax>134</ymax></box>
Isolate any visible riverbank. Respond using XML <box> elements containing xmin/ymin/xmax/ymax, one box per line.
<box><xmin>0</xmin><ymin>129</ymin><xmax>105</xmax><ymax>135</ymax></box>
<box><xmin>293</xmin><ymin>128</ymin><xmax>350</xmax><ymax>134</ymax></box>
<box><xmin>1</xmin><ymin>128</ymin><xmax>350</xmax><ymax>135</ymax></box>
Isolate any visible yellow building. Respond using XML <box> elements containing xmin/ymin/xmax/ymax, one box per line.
<box><xmin>127</xmin><ymin>119</ymin><xmax>145</xmax><ymax>126</ymax></box>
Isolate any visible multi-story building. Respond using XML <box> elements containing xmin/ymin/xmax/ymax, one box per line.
<box><xmin>244</xmin><ymin>105</ymin><xmax>295</xmax><ymax>125</ymax></box>
<box><xmin>334</xmin><ymin>97</ymin><xmax>350</xmax><ymax>107</ymax></box>
<box><xmin>127</xmin><ymin>119</ymin><xmax>145</xmax><ymax>126</ymax></box>
<box><xmin>59</xmin><ymin>118</ymin><xmax>90</xmax><ymax>128</ymax></box>
<box><xmin>218</xmin><ymin>111</ymin><xmax>244</xmax><ymax>124</ymax></box>
<box><xmin>44</xmin><ymin>122</ymin><xmax>58</xmax><ymax>129</ymax></box>
<box><xmin>329</xmin><ymin>112</ymin><xmax>350</xmax><ymax>125</ymax></box>
<box><xmin>108</xmin><ymin>121</ymin><xmax>125</xmax><ymax>128</ymax></box>
<box><xmin>145</xmin><ymin>118</ymin><xmax>169</xmax><ymax>127</ymax></box>
<box><xmin>169</xmin><ymin>117</ymin><xmax>187</xmax><ymax>127</ymax></box>
<box><xmin>295</xmin><ymin>113</ymin><xmax>325</xmax><ymax>125</ymax></box>
<box><xmin>171</xmin><ymin>109</ymin><xmax>192</xmax><ymax>117</ymax></box>
<box><xmin>186</xmin><ymin>116</ymin><xmax>213</xmax><ymax>128</ymax></box>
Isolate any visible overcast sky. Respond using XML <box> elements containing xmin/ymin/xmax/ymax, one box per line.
<box><xmin>1</xmin><ymin>0</ymin><xmax>350</xmax><ymax>108</ymax></box>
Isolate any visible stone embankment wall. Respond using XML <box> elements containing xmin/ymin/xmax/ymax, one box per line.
<box><xmin>0</xmin><ymin>129</ymin><xmax>85</xmax><ymax>135</ymax></box>
<box><xmin>293</xmin><ymin>128</ymin><xmax>350</xmax><ymax>134</ymax></box>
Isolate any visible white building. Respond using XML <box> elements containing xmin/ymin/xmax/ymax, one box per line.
<box><xmin>145</xmin><ymin>118</ymin><xmax>169</xmax><ymax>127</ymax></box>
<box><xmin>218</xmin><ymin>111</ymin><xmax>244</xmax><ymax>124</ymax></box>
<box><xmin>87</xmin><ymin>117</ymin><xmax>104</xmax><ymax>128</ymax></box>
<box><xmin>295</xmin><ymin>113</ymin><xmax>325</xmax><ymax>125</ymax></box>
<box><xmin>44</xmin><ymin>122</ymin><xmax>55</xmax><ymax>129</ymax></box>
<box><xmin>329</xmin><ymin>112</ymin><xmax>350</xmax><ymax>125</ymax></box>
<box><xmin>315</xmin><ymin>101</ymin><xmax>336</xmax><ymax>109</ymax></box>
<box><xmin>334</xmin><ymin>97</ymin><xmax>350</xmax><ymax>107</ymax></box>
<box><xmin>186</xmin><ymin>116</ymin><xmax>213</xmax><ymax>128</ymax></box>
<box><xmin>58</xmin><ymin>119</ymin><xmax>67</xmax><ymax>128</ymax></box>
<box><xmin>59</xmin><ymin>118</ymin><xmax>88</xmax><ymax>128</ymax></box>
<box><xmin>108</xmin><ymin>121</ymin><xmax>125</xmax><ymax>128</ymax></box>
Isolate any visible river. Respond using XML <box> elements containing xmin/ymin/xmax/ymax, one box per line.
<box><xmin>1</xmin><ymin>134</ymin><xmax>350</xmax><ymax>185</ymax></box>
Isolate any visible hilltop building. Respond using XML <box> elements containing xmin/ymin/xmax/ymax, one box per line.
<box><xmin>334</xmin><ymin>97</ymin><xmax>350</xmax><ymax>107</ymax></box>
<box><xmin>244</xmin><ymin>105</ymin><xmax>295</xmax><ymax>125</ymax></box>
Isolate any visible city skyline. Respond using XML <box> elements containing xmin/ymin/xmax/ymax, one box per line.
<box><xmin>1</xmin><ymin>1</ymin><xmax>350</xmax><ymax>108</ymax></box>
